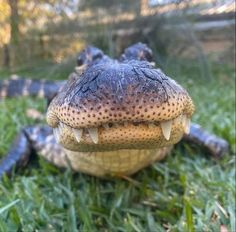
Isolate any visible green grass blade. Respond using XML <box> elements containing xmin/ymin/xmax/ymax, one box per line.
<box><xmin>0</xmin><ymin>199</ymin><xmax>20</xmax><ymax>214</ymax></box>
<box><xmin>184</xmin><ymin>198</ymin><xmax>195</xmax><ymax>232</ymax></box>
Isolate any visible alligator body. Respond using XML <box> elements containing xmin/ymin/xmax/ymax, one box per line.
<box><xmin>0</xmin><ymin>43</ymin><xmax>229</xmax><ymax>178</ymax></box>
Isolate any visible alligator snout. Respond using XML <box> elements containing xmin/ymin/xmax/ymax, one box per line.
<box><xmin>46</xmin><ymin>59</ymin><xmax>194</xmax><ymax>152</ymax></box>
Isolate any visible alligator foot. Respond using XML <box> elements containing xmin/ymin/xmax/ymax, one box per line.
<box><xmin>0</xmin><ymin>129</ymin><xmax>32</xmax><ymax>178</ymax></box>
<box><xmin>0</xmin><ymin>126</ymin><xmax>66</xmax><ymax>179</ymax></box>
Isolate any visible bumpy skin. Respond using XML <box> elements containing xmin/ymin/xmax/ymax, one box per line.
<box><xmin>0</xmin><ymin>43</ymin><xmax>229</xmax><ymax>178</ymax></box>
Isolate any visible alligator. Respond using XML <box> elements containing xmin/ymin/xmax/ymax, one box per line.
<box><xmin>0</xmin><ymin>43</ymin><xmax>229</xmax><ymax>178</ymax></box>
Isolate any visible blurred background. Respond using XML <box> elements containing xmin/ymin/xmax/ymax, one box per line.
<box><xmin>0</xmin><ymin>0</ymin><xmax>235</xmax><ymax>73</ymax></box>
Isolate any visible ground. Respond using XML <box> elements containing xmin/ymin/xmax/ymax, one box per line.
<box><xmin>0</xmin><ymin>58</ymin><xmax>235</xmax><ymax>231</ymax></box>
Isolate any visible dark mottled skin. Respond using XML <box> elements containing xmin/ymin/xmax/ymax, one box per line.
<box><xmin>77</xmin><ymin>46</ymin><xmax>111</xmax><ymax>67</ymax></box>
<box><xmin>184</xmin><ymin>124</ymin><xmax>229</xmax><ymax>157</ymax></box>
<box><xmin>58</xmin><ymin>61</ymin><xmax>170</xmax><ymax>107</ymax></box>
<box><xmin>0</xmin><ymin>43</ymin><xmax>229</xmax><ymax>178</ymax></box>
<box><xmin>0</xmin><ymin>129</ymin><xmax>32</xmax><ymax>176</ymax></box>
<box><xmin>120</xmin><ymin>43</ymin><xmax>153</xmax><ymax>62</ymax></box>
<box><xmin>0</xmin><ymin>126</ymin><xmax>60</xmax><ymax>177</ymax></box>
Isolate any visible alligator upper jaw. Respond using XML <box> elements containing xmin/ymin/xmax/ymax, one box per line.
<box><xmin>52</xmin><ymin>113</ymin><xmax>191</xmax><ymax>152</ymax></box>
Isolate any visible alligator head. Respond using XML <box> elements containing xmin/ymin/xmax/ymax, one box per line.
<box><xmin>46</xmin><ymin>45</ymin><xmax>194</xmax><ymax>153</ymax></box>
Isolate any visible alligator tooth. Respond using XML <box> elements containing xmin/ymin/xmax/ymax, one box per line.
<box><xmin>61</xmin><ymin>123</ymin><xmax>73</xmax><ymax>133</ymax></box>
<box><xmin>75</xmin><ymin>64</ymin><xmax>87</xmax><ymax>74</ymax></box>
<box><xmin>175</xmin><ymin>114</ymin><xmax>182</xmax><ymax>124</ymax></box>
<box><xmin>150</xmin><ymin>62</ymin><xmax>156</xmax><ymax>67</ymax></box>
<box><xmin>103</xmin><ymin>123</ymin><xmax>109</xmax><ymax>129</ymax></box>
<box><xmin>160</xmin><ymin>120</ymin><xmax>172</xmax><ymax>140</ymax></box>
<box><xmin>73</xmin><ymin>128</ymin><xmax>83</xmax><ymax>143</ymax></box>
<box><xmin>62</xmin><ymin>123</ymin><xmax>68</xmax><ymax>130</ymax></box>
<box><xmin>113</xmin><ymin>123</ymin><xmax>120</xmax><ymax>128</ymax></box>
<box><xmin>53</xmin><ymin>128</ymin><xmax>60</xmax><ymax>143</ymax></box>
<box><xmin>58</xmin><ymin>122</ymin><xmax>64</xmax><ymax>134</ymax></box>
<box><xmin>185</xmin><ymin>118</ymin><xmax>191</xmax><ymax>134</ymax></box>
<box><xmin>182</xmin><ymin>116</ymin><xmax>190</xmax><ymax>134</ymax></box>
<box><xmin>148</xmin><ymin>123</ymin><xmax>156</xmax><ymax>128</ymax></box>
<box><xmin>124</xmin><ymin>122</ymin><xmax>129</xmax><ymax>127</ymax></box>
<box><xmin>65</xmin><ymin>124</ymin><xmax>69</xmax><ymax>129</ymax></box>
<box><xmin>88</xmin><ymin>128</ymin><xmax>99</xmax><ymax>144</ymax></box>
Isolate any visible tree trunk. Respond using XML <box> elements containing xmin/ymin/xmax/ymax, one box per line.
<box><xmin>8</xmin><ymin>0</ymin><xmax>20</xmax><ymax>67</ymax></box>
<box><xmin>3</xmin><ymin>44</ymin><xmax>10</xmax><ymax>68</ymax></box>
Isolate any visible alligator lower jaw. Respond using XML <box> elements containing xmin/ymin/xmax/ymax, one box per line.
<box><xmin>62</xmin><ymin>147</ymin><xmax>172</xmax><ymax>177</ymax></box>
<box><xmin>52</xmin><ymin>113</ymin><xmax>190</xmax><ymax>152</ymax></box>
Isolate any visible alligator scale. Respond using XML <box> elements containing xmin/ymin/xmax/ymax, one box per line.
<box><xmin>0</xmin><ymin>43</ymin><xmax>229</xmax><ymax>177</ymax></box>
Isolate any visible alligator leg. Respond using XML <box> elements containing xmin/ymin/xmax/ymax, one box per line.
<box><xmin>0</xmin><ymin>130</ymin><xmax>32</xmax><ymax>177</ymax></box>
<box><xmin>184</xmin><ymin>123</ymin><xmax>229</xmax><ymax>158</ymax></box>
<box><xmin>0</xmin><ymin>126</ymin><xmax>67</xmax><ymax>179</ymax></box>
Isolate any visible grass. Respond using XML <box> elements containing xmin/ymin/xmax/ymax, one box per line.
<box><xmin>0</xmin><ymin>58</ymin><xmax>235</xmax><ymax>231</ymax></box>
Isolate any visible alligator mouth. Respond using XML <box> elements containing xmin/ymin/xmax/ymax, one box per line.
<box><xmin>46</xmin><ymin>53</ymin><xmax>195</xmax><ymax>152</ymax></box>
<box><xmin>52</xmin><ymin>113</ymin><xmax>190</xmax><ymax>152</ymax></box>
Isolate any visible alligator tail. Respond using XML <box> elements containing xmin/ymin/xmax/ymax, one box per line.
<box><xmin>0</xmin><ymin>76</ymin><xmax>65</xmax><ymax>101</ymax></box>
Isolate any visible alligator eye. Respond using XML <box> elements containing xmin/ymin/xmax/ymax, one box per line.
<box><xmin>93</xmin><ymin>53</ymin><xmax>103</xmax><ymax>61</ymax></box>
<box><xmin>145</xmin><ymin>51</ymin><xmax>153</xmax><ymax>62</ymax></box>
<box><xmin>77</xmin><ymin>57</ymin><xmax>83</xmax><ymax>66</ymax></box>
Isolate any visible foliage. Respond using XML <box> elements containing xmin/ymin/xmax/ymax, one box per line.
<box><xmin>2</xmin><ymin>0</ymin><xmax>230</xmax><ymax>71</ymax></box>
<box><xmin>79</xmin><ymin>0</ymin><xmax>140</xmax><ymax>12</ymax></box>
<box><xmin>0</xmin><ymin>59</ymin><xmax>235</xmax><ymax>231</ymax></box>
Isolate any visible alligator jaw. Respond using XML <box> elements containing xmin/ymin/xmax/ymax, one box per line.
<box><xmin>51</xmin><ymin>113</ymin><xmax>191</xmax><ymax>152</ymax></box>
